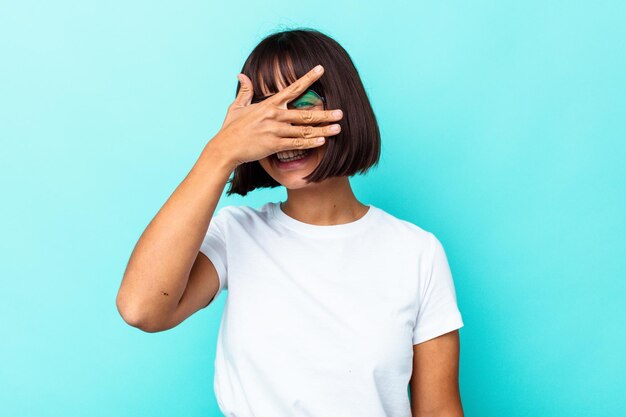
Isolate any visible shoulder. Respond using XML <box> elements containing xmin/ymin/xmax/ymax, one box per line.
<box><xmin>373</xmin><ymin>206</ymin><xmax>435</xmax><ymax>248</ymax></box>
<box><xmin>213</xmin><ymin>203</ymin><xmax>274</xmax><ymax>227</ymax></box>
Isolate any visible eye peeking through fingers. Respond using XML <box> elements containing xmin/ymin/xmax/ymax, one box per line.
<box><xmin>287</xmin><ymin>89</ymin><xmax>326</xmax><ymax>110</ymax></box>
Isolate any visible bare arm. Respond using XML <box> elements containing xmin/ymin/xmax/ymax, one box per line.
<box><xmin>115</xmin><ymin>140</ymin><xmax>235</xmax><ymax>332</ymax></box>
<box><xmin>115</xmin><ymin>65</ymin><xmax>342</xmax><ymax>333</ymax></box>
<box><xmin>410</xmin><ymin>330</ymin><xmax>464</xmax><ymax>417</ymax></box>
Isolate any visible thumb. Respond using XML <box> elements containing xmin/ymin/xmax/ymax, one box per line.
<box><xmin>233</xmin><ymin>73</ymin><xmax>254</xmax><ymax>107</ymax></box>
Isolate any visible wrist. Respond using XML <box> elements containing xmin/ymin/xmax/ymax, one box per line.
<box><xmin>196</xmin><ymin>137</ymin><xmax>239</xmax><ymax>177</ymax></box>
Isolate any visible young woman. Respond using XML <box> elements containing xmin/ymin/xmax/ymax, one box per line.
<box><xmin>117</xmin><ymin>28</ymin><xmax>465</xmax><ymax>417</ymax></box>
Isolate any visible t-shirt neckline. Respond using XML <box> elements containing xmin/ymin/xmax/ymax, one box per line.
<box><xmin>269</xmin><ymin>201</ymin><xmax>378</xmax><ymax>237</ymax></box>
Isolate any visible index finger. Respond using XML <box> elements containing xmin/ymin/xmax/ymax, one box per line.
<box><xmin>269</xmin><ymin>64</ymin><xmax>324</xmax><ymax>106</ymax></box>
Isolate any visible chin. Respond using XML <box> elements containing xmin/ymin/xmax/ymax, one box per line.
<box><xmin>280</xmin><ymin>177</ymin><xmax>320</xmax><ymax>190</ymax></box>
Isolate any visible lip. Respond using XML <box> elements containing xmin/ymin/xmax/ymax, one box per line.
<box><xmin>272</xmin><ymin>149</ymin><xmax>314</xmax><ymax>170</ymax></box>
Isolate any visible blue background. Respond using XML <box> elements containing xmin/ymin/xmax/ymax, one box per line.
<box><xmin>1</xmin><ymin>1</ymin><xmax>625</xmax><ymax>416</ymax></box>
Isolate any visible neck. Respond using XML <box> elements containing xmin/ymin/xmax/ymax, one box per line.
<box><xmin>280</xmin><ymin>176</ymin><xmax>369</xmax><ymax>226</ymax></box>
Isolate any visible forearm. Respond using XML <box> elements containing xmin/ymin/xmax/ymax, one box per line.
<box><xmin>116</xmin><ymin>138</ymin><xmax>235</xmax><ymax>330</ymax></box>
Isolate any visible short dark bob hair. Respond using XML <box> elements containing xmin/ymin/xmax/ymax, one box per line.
<box><xmin>226</xmin><ymin>28</ymin><xmax>381</xmax><ymax>196</ymax></box>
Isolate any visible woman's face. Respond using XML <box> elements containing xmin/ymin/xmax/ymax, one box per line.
<box><xmin>257</xmin><ymin>86</ymin><xmax>330</xmax><ymax>190</ymax></box>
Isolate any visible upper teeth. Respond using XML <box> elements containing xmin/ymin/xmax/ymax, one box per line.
<box><xmin>276</xmin><ymin>150</ymin><xmax>308</xmax><ymax>159</ymax></box>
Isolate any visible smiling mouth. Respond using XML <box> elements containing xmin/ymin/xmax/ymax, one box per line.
<box><xmin>272</xmin><ymin>148</ymin><xmax>314</xmax><ymax>167</ymax></box>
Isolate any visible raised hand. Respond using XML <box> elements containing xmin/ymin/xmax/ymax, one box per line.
<box><xmin>210</xmin><ymin>65</ymin><xmax>343</xmax><ymax>170</ymax></box>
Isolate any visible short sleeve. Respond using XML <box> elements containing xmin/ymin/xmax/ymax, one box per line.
<box><xmin>412</xmin><ymin>233</ymin><xmax>464</xmax><ymax>345</ymax></box>
<box><xmin>199</xmin><ymin>207</ymin><xmax>229</xmax><ymax>299</ymax></box>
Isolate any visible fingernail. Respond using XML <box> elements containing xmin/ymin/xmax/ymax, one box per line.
<box><xmin>330</xmin><ymin>124</ymin><xmax>340</xmax><ymax>132</ymax></box>
<box><xmin>315</xmin><ymin>65</ymin><xmax>323</xmax><ymax>73</ymax></box>
<box><xmin>317</xmin><ymin>137</ymin><xmax>325</xmax><ymax>143</ymax></box>
<box><xmin>332</xmin><ymin>110</ymin><xmax>342</xmax><ymax>117</ymax></box>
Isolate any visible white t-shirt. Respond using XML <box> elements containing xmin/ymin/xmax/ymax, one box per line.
<box><xmin>200</xmin><ymin>201</ymin><xmax>464</xmax><ymax>417</ymax></box>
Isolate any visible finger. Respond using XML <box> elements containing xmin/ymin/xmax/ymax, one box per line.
<box><xmin>277</xmin><ymin>137</ymin><xmax>327</xmax><ymax>151</ymax></box>
<box><xmin>276</xmin><ymin>123</ymin><xmax>341</xmax><ymax>139</ymax></box>
<box><xmin>269</xmin><ymin>64</ymin><xmax>324</xmax><ymax>106</ymax></box>
<box><xmin>276</xmin><ymin>108</ymin><xmax>343</xmax><ymax>124</ymax></box>
<box><xmin>233</xmin><ymin>73</ymin><xmax>254</xmax><ymax>108</ymax></box>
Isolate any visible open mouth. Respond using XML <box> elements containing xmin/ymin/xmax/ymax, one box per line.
<box><xmin>272</xmin><ymin>149</ymin><xmax>314</xmax><ymax>168</ymax></box>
